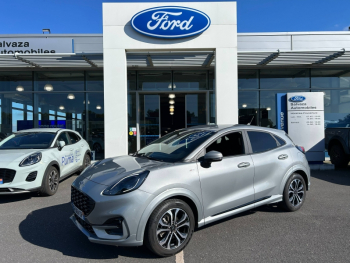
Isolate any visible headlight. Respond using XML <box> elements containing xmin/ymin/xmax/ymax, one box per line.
<box><xmin>19</xmin><ymin>152</ymin><xmax>42</xmax><ymax>167</ymax></box>
<box><xmin>102</xmin><ymin>170</ymin><xmax>149</xmax><ymax>196</ymax></box>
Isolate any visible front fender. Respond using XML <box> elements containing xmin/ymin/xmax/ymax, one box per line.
<box><xmin>136</xmin><ymin>188</ymin><xmax>204</xmax><ymax>241</ymax></box>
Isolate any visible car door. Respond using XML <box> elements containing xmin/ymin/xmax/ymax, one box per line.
<box><xmin>246</xmin><ymin>131</ymin><xmax>295</xmax><ymax>200</ymax></box>
<box><xmin>67</xmin><ymin>132</ymin><xmax>84</xmax><ymax>167</ymax></box>
<box><xmin>197</xmin><ymin>131</ymin><xmax>255</xmax><ymax>219</ymax></box>
<box><xmin>55</xmin><ymin>132</ymin><xmax>74</xmax><ymax>177</ymax></box>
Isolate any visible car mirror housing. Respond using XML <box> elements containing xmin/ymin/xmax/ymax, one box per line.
<box><xmin>58</xmin><ymin>140</ymin><xmax>66</xmax><ymax>150</ymax></box>
<box><xmin>204</xmin><ymin>150</ymin><xmax>223</xmax><ymax>162</ymax></box>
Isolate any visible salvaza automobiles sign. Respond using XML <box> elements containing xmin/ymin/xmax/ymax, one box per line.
<box><xmin>131</xmin><ymin>6</ymin><xmax>211</xmax><ymax>38</ymax></box>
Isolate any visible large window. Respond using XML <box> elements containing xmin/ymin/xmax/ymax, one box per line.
<box><xmin>238</xmin><ymin>91</ymin><xmax>258</xmax><ymax>125</ymax></box>
<box><xmin>35</xmin><ymin>72</ymin><xmax>84</xmax><ymax>91</ymax></box>
<box><xmin>138</xmin><ymin>71</ymin><xmax>171</xmax><ymax>91</ymax></box>
<box><xmin>0</xmin><ymin>72</ymin><xmax>32</xmax><ymax>92</ymax></box>
<box><xmin>173</xmin><ymin>71</ymin><xmax>207</xmax><ymax>90</ymax></box>
<box><xmin>260</xmin><ymin>69</ymin><xmax>310</xmax><ymax>90</ymax></box>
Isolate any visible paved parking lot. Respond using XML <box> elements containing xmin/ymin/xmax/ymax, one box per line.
<box><xmin>1</xmin><ymin>166</ymin><xmax>350</xmax><ymax>263</ymax></box>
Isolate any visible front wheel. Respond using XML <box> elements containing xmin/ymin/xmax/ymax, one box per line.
<box><xmin>280</xmin><ymin>173</ymin><xmax>306</xmax><ymax>212</ymax></box>
<box><xmin>40</xmin><ymin>166</ymin><xmax>59</xmax><ymax>196</ymax></box>
<box><xmin>329</xmin><ymin>144</ymin><xmax>349</xmax><ymax>168</ymax></box>
<box><xmin>144</xmin><ymin>199</ymin><xmax>195</xmax><ymax>257</ymax></box>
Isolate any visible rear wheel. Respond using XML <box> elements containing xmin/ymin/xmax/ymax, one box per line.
<box><xmin>329</xmin><ymin>144</ymin><xmax>349</xmax><ymax>168</ymax></box>
<box><xmin>40</xmin><ymin>166</ymin><xmax>59</xmax><ymax>196</ymax></box>
<box><xmin>280</xmin><ymin>173</ymin><xmax>306</xmax><ymax>212</ymax></box>
<box><xmin>144</xmin><ymin>199</ymin><xmax>195</xmax><ymax>257</ymax></box>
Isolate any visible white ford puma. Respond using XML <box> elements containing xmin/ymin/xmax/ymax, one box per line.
<box><xmin>0</xmin><ymin>128</ymin><xmax>91</xmax><ymax>195</ymax></box>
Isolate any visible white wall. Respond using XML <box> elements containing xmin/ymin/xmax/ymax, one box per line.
<box><xmin>103</xmin><ymin>1</ymin><xmax>238</xmax><ymax>157</ymax></box>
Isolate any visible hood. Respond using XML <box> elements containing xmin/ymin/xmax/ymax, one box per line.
<box><xmin>79</xmin><ymin>155</ymin><xmax>171</xmax><ymax>186</ymax></box>
<box><xmin>0</xmin><ymin>149</ymin><xmax>41</xmax><ymax>164</ymax></box>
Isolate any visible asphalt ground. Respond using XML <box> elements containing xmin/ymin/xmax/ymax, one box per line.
<box><xmin>0</xmin><ymin>165</ymin><xmax>349</xmax><ymax>263</ymax></box>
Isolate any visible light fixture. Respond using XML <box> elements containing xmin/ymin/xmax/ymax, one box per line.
<box><xmin>44</xmin><ymin>83</ymin><xmax>53</xmax><ymax>91</ymax></box>
<box><xmin>83</xmin><ymin>100</ymin><xmax>90</xmax><ymax>104</ymax></box>
<box><xmin>168</xmin><ymin>94</ymin><xmax>176</xmax><ymax>99</ymax></box>
<box><xmin>170</xmin><ymin>112</ymin><xmax>174</xmax><ymax>115</ymax></box>
<box><xmin>67</xmin><ymin>93</ymin><xmax>75</xmax><ymax>100</ymax></box>
<box><xmin>266</xmin><ymin>107</ymin><xmax>271</xmax><ymax>111</ymax></box>
<box><xmin>170</xmin><ymin>108</ymin><xmax>174</xmax><ymax>112</ymax></box>
<box><xmin>96</xmin><ymin>105</ymin><xmax>102</xmax><ymax>110</ymax></box>
<box><xmin>16</xmin><ymin>85</ymin><xmax>24</xmax><ymax>92</ymax></box>
<box><xmin>242</xmin><ymin>104</ymin><xmax>247</xmax><ymax>108</ymax></box>
<box><xmin>169</xmin><ymin>99</ymin><xmax>175</xmax><ymax>104</ymax></box>
<box><xmin>173</xmin><ymin>83</ymin><xmax>176</xmax><ymax>89</ymax></box>
<box><xmin>169</xmin><ymin>105</ymin><xmax>174</xmax><ymax>109</ymax></box>
<box><xmin>168</xmin><ymin>83</ymin><xmax>172</xmax><ymax>89</ymax></box>
<box><xmin>59</xmin><ymin>105</ymin><xmax>65</xmax><ymax>110</ymax></box>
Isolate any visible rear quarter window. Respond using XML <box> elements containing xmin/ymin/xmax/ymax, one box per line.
<box><xmin>247</xmin><ymin>131</ymin><xmax>279</xmax><ymax>153</ymax></box>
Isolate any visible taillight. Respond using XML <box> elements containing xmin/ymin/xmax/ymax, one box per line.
<box><xmin>296</xmin><ymin>146</ymin><xmax>305</xmax><ymax>154</ymax></box>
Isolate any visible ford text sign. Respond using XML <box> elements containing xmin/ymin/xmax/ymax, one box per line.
<box><xmin>131</xmin><ymin>6</ymin><xmax>211</xmax><ymax>39</ymax></box>
<box><xmin>289</xmin><ymin>96</ymin><xmax>306</xmax><ymax>102</ymax></box>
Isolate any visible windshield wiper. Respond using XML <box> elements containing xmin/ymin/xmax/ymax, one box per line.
<box><xmin>134</xmin><ymin>153</ymin><xmax>163</xmax><ymax>162</ymax></box>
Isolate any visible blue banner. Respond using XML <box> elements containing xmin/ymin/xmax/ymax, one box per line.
<box><xmin>276</xmin><ymin>93</ymin><xmax>287</xmax><ymax>132</ymax></box>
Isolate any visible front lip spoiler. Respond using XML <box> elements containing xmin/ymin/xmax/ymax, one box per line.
<box><xmin>0</xmin><ymin>187</ymin><xmax>40</xmax><ymax>195</ymax></box>
<box><xmin>70</xmin><ymin>215</ymin><xmax>143</xmax><ymax>247</ymax></box>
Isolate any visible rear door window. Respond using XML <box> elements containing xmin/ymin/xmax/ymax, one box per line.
<box><xmin>247</xmin><ymin>131</ymin><xmax>278</xmax><ymax>153</ymax></box>
<box><xmin>68</xmin><ymin>132</ymin><xmax>81</xmax><ymax>144</ymax></box>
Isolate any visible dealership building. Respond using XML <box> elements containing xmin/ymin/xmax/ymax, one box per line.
<box><xmin>0</xmin><ymin>1</ymin><xmax>350</xmax><ymax>159</ymax></box>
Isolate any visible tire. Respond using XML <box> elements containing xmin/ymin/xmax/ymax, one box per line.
<box><xmin>144</xmin><ymin>199</ymin><xmax>195</xmax><ymax>257</ymax></box>
<box><xmin>329</xmin><ymin>144</ymin><xmax>349</xmax><ymax>168</ymax></box>
<box><xmin>280</xmin><ymin>173</ymin><xmax>306</xmax><ymax>212</ymax></box>
<box><xmin>93</xmin><ymin>143</ymin><xmax>102</xmax><ymax>153</ymax></box>
<box><xmin>40</xmin><ymin>166</ymin><xmax>59</xmax><ymax>196</ymax></box>
<box><xmin>82</xmin><ymin>153</ymin><xmax>91</xmax><ymax>170</ymax></box>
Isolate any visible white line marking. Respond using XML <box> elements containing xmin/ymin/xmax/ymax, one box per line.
<box><xmin>176</xmin><ymin>251</ymin><xmax>184</xmax><ymax>263</ymax></box>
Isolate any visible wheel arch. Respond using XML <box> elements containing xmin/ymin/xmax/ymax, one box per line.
<box><xmin>328</xmin><ymin>137</ymin><xmax>349</xmax><ymax>155</ymax></box>
<box><xmin>280</xmin><ymin>165</ymin><xmax>310</xmax><ymax>193</ymax></box>
<box><xmin>46</xmin><ymin>161</ymin><xmax>60</xmax><ymax>176</ymax></box>
<box><xmin>136</xmin><ymin>188</ymin><xmax>203</xmax><ymax>242</ymax></box>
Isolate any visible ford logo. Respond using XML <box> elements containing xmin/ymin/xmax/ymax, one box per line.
<box><xmin>131</xmin><ymin>6</ymin><xmax>211</xmax><ymax>39</ymax></box>
<box><xmin>289</xmin><ymin>96</ymin><xmax>306</xmax><ymax>102</ymax></box>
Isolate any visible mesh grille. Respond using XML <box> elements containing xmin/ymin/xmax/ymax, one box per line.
<box><xmin>74</xmin><ymin>214</ymin><xmax>95</xmax><ymax>234</ymax></box>
<box><xmin>71</xmin><ymin>186</ymin><xmax>95</xmax><ymax>216</ymax></box>
<box><xmin>0</xmin><ymin>169</ymin><xmax>16</xmax><ymax>183</ymax></box>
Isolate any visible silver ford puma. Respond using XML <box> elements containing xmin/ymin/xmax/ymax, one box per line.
<box><xmin>70</xmin><ymin>125</ymin><xmax>310</xmax><ymax>257</ymax></box>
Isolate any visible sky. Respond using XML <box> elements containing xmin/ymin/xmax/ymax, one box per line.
<box><xmin>1</xmin><ymin>0</ymin><xmax>349</xmax><ymax>34</ymax></box>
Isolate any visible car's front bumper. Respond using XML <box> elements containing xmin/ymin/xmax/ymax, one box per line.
<box><xmin>70</xmin><ymin>176</ymin><xmax>154</xmax><ymax>246</ymax></box>
<box><xmin>0</xmin><ymin>162</ymin><xmax>46</xmax><ymax>194</ymax></box>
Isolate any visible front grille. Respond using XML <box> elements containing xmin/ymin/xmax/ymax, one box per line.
<box><xmin>74</xmin><ymin>214</ymin><xmax>95</xmax><ymax>234</ymax></box>
<box><xmin>71</xmin><ymin>186</ymin><xmax>95</xmax><ymax>216</ymax></box>
<box><xmin>0</xmin><ymin>169</ymin><xmax>16</xmax><ymax>184</ymax></box>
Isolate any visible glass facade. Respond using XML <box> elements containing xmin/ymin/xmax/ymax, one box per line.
<box><xmin>0</xmin><ymin>70</ymin><xmax>104</xmax><ymax>159</ymax></box>
<box><xmin>238</xmin><ymin>68</ymin><xmax>350</xmax><ymax>129</ymax></box>
<box><xmin>1</xmin><ymin>68</ymin><xmax>349</xmax><ymax>159</ymax></box>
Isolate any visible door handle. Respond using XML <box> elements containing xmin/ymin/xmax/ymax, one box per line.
<box><xmin>238</xmin><ymin>162</ymin><xmax>250</xmax><ymax>168</ymax></box>
<box><xmin>278</xmin><ymin>154</ymin><xmax>288</xmax><ymax>160</ymax></box>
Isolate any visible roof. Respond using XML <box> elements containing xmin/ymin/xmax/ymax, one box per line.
<box><xmin>184</xmin><ymin>124</ymin><xmax>285</xmax><ymax>134</ymax></box>
<box><xmin>16</xmin><ymin>128</ymin><xmax>63</xmax><ymax>133</ymax></box>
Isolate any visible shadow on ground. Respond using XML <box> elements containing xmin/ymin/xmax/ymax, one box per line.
<box><xmin>312</xmin><ymin>164</ymin><xmax>350</xmax><ymax>187</ymax></box>
<box><xmin>0</xmin><ymin>192</ymin><xmax>39</xmax><ymax>204</ymax></box>
<box><xmin>19</xmin><ymin>202</ymin><xmax>158</xmax><ymax>260</ymax></box>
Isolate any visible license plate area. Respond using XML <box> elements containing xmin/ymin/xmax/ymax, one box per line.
<box><xmin>71</xmin><ymin>203</ymin><xmax>85</xmax><ymax>221</ymax></box>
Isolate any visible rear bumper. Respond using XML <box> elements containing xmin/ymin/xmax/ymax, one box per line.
<box><xmin>70</xmin><ymin>214</ymin><xmax>143</xmax><ymax>247</ymax></box>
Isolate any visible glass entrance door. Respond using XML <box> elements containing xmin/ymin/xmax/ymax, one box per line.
<box><xmin>138</xmin><ymin>92</ymin><xmax>208</xmax><ymax>149</ymax></box>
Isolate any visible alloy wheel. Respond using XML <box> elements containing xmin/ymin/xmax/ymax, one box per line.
<box><xmin>157</xmin><ymin>208</ymin><xmax>190</xmax><ymax>250</ymax></box>
<box><xmin>288</xmin><ymin>179</ymin><xmax>304</xmax><ymax>206</ymax></box>
<box><xmin>48</xmin><ymin>170</ymin><xmax>58</xmax><ymax>192</ymax></box>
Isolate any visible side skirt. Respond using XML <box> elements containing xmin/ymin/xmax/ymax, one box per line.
<box><xmin>203</xmin><ymin>195</ymin><xmax>282</xmax><ymax>226</ymax></box>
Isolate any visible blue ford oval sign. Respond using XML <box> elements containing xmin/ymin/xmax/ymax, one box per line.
<box><xmin>289</xmin><ymin>96</ymin><xmax>306</xmax><ymax>102</ymax></box>
<box><xmin>131</xmin><ymin>6</ymin><xmax>211</xmax><ymax>39</ymax></box>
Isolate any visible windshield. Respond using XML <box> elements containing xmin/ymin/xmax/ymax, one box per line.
<box><xmin>137</xmin><ymin>129</ymin><xmax>215</xmax><ymax>162</ymax></box>
<box><xmin>0</xmin><ymin>132</ymin><xmax>56</xmax><ymax>149</ymax></box>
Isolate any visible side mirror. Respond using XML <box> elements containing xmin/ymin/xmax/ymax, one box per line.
<box><xmin>58</xmin><ymin>141</ymin><xmax>66</xmax><ymax>151</ymax></box>
<box><xmin>204</xmin><ymin>150</ymin><xmax>223</xmax><ymax>163</ymax></box>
